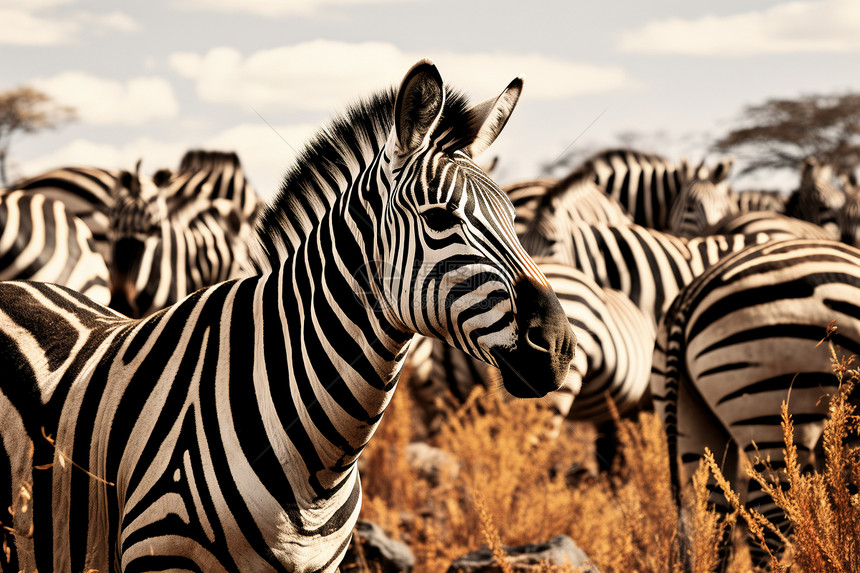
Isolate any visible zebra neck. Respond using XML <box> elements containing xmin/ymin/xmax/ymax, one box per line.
<box><xmin>265</xmin><ymin>190</ymin><xmax>413</xmax><ymax>492</ymax></box>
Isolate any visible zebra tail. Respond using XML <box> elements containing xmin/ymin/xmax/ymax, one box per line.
<box><xmin>656</xmin><ymin>303</ymin><xmax>690</xmax><ymax>509</ymax></box>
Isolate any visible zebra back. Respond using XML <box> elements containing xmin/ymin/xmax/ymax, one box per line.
<box><xmin>707</xmin><ymin>210</ymin><xmax>833</xmax><ymax>241</ymax></box>
<box><xmin>160</xmin><ymin>149</ymin><xmax>263</xmax><ymax>224</ymax></box>
<box><xmin>533</xmin><ymin>220</ymin><xmax>777</xmax><ymax>327</ymax></box>
<box><xmin>0</xmin><ymin>189</ymin><xmax>110</xmax><ymax>304</ymax></box>
<box><xmin>507</xmin><ymin>171</ymin><xmax>631</xmax><ymax>239</ymax></box>
<box><xmin>583</xmin><ymin>149</ymin><xmax>732</xmax><ymax>231</ymax></box>
<box><xmin>585</xmin><ymin>148</ymin><xmax>684</xmax><ymax>230</ymax></box>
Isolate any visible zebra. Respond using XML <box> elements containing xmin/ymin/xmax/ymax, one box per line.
<box><xmin>667</xmin><ymin>178</ymin><xmax>738</xmax><ymax>238</ymax></box>
<box><xmin>154</xmin><ymin>150</ymin><xmax>263</xmax><ymax>223</ymax></box>
<box><xmin>0</xmin><ymin>59</ymin><xmax>575</xmax><ymax>572</ymax></box>
<box><xmin>409</xmin><ymin>262</ymin><xmax>652</xmax><ymax>434</ymax></box>
<box><xmin>7</xmin><ymin>164</ymin><xmax>147</xmax><ymax>264</ymax></box>
<box><xmin>838</xmin><ymin>185</ymin><xmax>860</xmax><ymax>248</ymax></box>
<box><xmin>108</xmin><ymin>150</ymin><xmax>264</xmax><ymax>317</ymax></box>
<box><xmin>786</xmin><ymin>156</ymin><xmax>846</xmax><ymax>240</ymax></box>
<box><xmin>706</xmin><ymin>210</ymin><xmax>834</xmax><ymax>241</ymax></box>
<box><xmin>582</xmin><ymin>148</ymin><xmax>732</xmax><ymax>230</ymax></box>
<box><xmin>732</xmin><ymin>188</ymin><xmax>786</xmax><ymax>214</ymax></box>
<box><xmin>649</xmin><ymin>239</ymin><xmax>860</xmax><ymax>566</ymax></box>
<box><xmin>520</xmin><ymin>218</ymin><xmax>776</xmax><ymax>329</ymax></box>
<box><xmin>507</xmin><ymin>167</ymin><xmax>632</xmax><ymax>238</ymax></box>
<box><xmin>0</xmin><ymin>189</ymin><xmax>110</xmax><ymax>304</ymax></box>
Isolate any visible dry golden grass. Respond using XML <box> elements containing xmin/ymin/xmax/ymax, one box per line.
<box><xmin>359</xmin><ymin>345</ymin><xmax>859</xmax><ymax>572</ymax></box>
<box><xmin>359</xmin><ymin>385</ymin><xmax>728</xmax><ymax>572</ymax></box>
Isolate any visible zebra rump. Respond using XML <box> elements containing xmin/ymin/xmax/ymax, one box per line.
<box><xmin>8</xmin><ymin>165</ymin><xmax>139</xmax><ymax>265</ymax></box>
<box><xmin>650</xmin><ymin>238</ymin><xmax>860</xmax><ymax>565</ymax></box>
<box><xmin>0</xmin><ymin>189</ymin><xmax>109</xmax><ymax>304</ymax></box>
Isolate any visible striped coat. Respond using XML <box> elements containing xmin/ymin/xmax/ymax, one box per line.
<box><xmin>0</xmin><ymin>189</ymin><xmax>109</xmax><ymax>304</ymax></box>
<box><xmin>9</xmin><ymin>165</ymin><xmax>140</xmax><ymax>264</ymax></box>
<box><xmin>650</xmin><ymin>239</ymin><xmax>860</xmax><ymax>564</ymax></box>
<box><xmin>108</xmin><ymin>150</ymin><xmax>263</xmax><ymax>317</ymax></box>
<box><xmin>786</xmin><ymin>156</ymin><xmax>846</xmax><ymax>240</ymax></box>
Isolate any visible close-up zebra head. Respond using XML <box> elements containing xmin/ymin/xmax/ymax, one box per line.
<box><xmin>367</xmin><ymin>61</ymin><xmax>576</xmax><ymax>398</ymax></box>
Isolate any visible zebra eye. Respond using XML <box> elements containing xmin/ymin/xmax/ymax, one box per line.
<box><xmin>422</xmin><ymin>207</ymin><xmax>460</xmax><ymax>232</ymax></box>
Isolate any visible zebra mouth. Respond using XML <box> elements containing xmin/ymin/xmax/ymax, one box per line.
<box><xmin>491</xmin><ymin>277</ymin><xmax>576</xmax><ymax>398</ymax></box>
<box><xmin>492</xmin><ymin>333</ymin><xmax>574</xmax><ymax>398</ymax></box>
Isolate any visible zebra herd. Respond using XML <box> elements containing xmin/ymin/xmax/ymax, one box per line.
<box><xmin>0</xmin><ymin>59</ymin><xmax>857</xmax><ymax>570</ymax></box>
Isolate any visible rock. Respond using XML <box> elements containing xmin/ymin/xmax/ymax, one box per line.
<box><xmin>446</xmin><ymin>534</ymin><xmax>600</xmax><ymax>573</ymax></box>
<box><xmin>341</xmin><ymin>520</ymin><xmax>415</xmax><ymax>573</ymax></box>
<box><xmin>405</xmin><ymin>441</ymin><xmax>459</xmax><ymax>485</ymax></box>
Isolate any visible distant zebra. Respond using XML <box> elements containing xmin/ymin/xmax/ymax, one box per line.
<box><xmin>786</xmin><ymin>156</ymin><xmax>846</xmax><ymax>240</ymax></box>
<box><xmin>0</xmin><ymin>60</ymin><xmax>574</xmax><ymax>571</ymax></box>
<box><xmin>0</xmin><ymin>189</ymin><xmax>110</xmax><ymax>304</ymax></box>
<box><xmin>583</xmin><ymin>148</ymin><xmax>732</xmax><ymax>230</ymax></box>
<box><xmin>409</xmin><ymin>262</ymin><xmax>652</xmax><ymax>435</ymax></box>
<box><xmin>156</xmin><ymin>150</ymin><xmax>262</xmax><ymax>223</ymax></box>
<box><xmin>108</xmin><ymin>150</ymin><xmax>264</xmax><ymax>317</ymax></box>
<box><xmin>521</xmin><ymin>219</ymin><xmax>774</xmax><ymax>328</ymax></box>
<box><xmin>507</xmin><ymin>167</ymin><xmax>632</xmax><ymax>238</ymax></box>
<box><xmin>707</xmin><ymin>210</ymin><xmax>833</xmax><ymax>241</ymax></box>
<box><xmin>733</xmin><ymin>188</ymin><xmax>786</xmax><ymax>214</ymax></box>
<box><xmin>8</xmin><ymin>165</ymin><xmax>135</xmax><ymax>263</ymax></box>
<box><xmin>667</xmin><ymin>178</ymin><xmax>738</xmax><ymax>237</ymax></box>
<box><xmin>838</xmin><ymin>187</ymin><xmax>860</xmax><ymax>247</ymax></box>
<box><xmin>650</xmin><ymin>239</ymin><xmax>860</xmax><ymax>566</ymax></box>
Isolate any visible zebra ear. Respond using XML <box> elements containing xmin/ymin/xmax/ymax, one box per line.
<box><xmin>393</xmin><ymin>59</ymin><xmax>445</xmax><ymax>156</ymax></box>
<box><xmin>467</xmin><ymin>77</ymin><xmax>523</xmax><ymax>158</ymax></box>
<box><xmin>711</xmin><ymin>157</ymin><xmax>733</xmax><ymax>184</ymax></box>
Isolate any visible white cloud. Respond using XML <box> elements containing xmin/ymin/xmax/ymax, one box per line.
<box><xmin>0</xmin><ymin>9</ymin><xmax>79</xmax><ymax>45</ymax></box>
<box><xmin>4</xmin><ymin>0</ymin><xmax>74</xmax><ymax>9</ymax></box>
<box><xmin>173</xmin><ymin>0</ymin><xmax>415</xmax><ymax>18</ymax></box>
<box><xmin>0</xmin><ymin>3</ymin><xmax>138</xmax><ymax>46</ymax></box>
<box><xmin>618</xmin><ymin>0</ymin><xmax>860</xmax><ymax>56</ymax></box>
<box><xmin>78</xmin><ymin>11</ymin><xmax>139</xmax><ymax>33</ymax></box>
<box><xmin>31</xmin><ymin>72</ymin><xmax>180</xmax><ymax>126</ymax></box>
<box><xmin>14</xmin><ymin>139</ymin><xmax>187</xmax><ymax>180</ymax></box>
<box><xmin>169</xmin><ymin>40</ymin><xmax>632</xmax><ymax>113</ymax></box>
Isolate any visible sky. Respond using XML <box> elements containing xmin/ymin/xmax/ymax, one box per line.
<box><xmin>3</xmin><ymin>0</ymin><xmax>860</xmax><ymax>200</ymax></box>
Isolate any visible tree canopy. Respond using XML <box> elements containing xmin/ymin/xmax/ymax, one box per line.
<box><xmin>0</xmin><ymin>86</ymin><xmax>76</xmax><ymax>186</ymax></box>
<box><xmin>713</xmin><ymin>93</ymin><xmax>860</xmax><ymax>179</ymax></box>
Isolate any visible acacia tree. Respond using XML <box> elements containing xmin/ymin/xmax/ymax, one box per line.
<box><xmin>714</xmin><ymin>93</ymin><xmax>860</xmax><ymax>179</ymax></box>
<box><xmin>0</xmin><ymin>86</ymin><xmax>76</xmax><ymax>187</ymax></box>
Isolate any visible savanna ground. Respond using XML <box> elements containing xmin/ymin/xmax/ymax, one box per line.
<box><xmin>352</xmin><ymin>342</ymin><xmax>860</xmax><ymax>573</ymax></box>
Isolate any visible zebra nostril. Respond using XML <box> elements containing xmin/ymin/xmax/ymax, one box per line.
<box><xmin>525</xmin><ymin>326</ymin><xmax>553</xmax><ymax>353</ymax></box>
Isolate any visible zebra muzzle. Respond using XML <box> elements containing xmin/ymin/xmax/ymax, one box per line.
<box><xmin>493</xmin><ymin>277</ymin><xmax>575</xmax><ymax>399</ymax></box>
